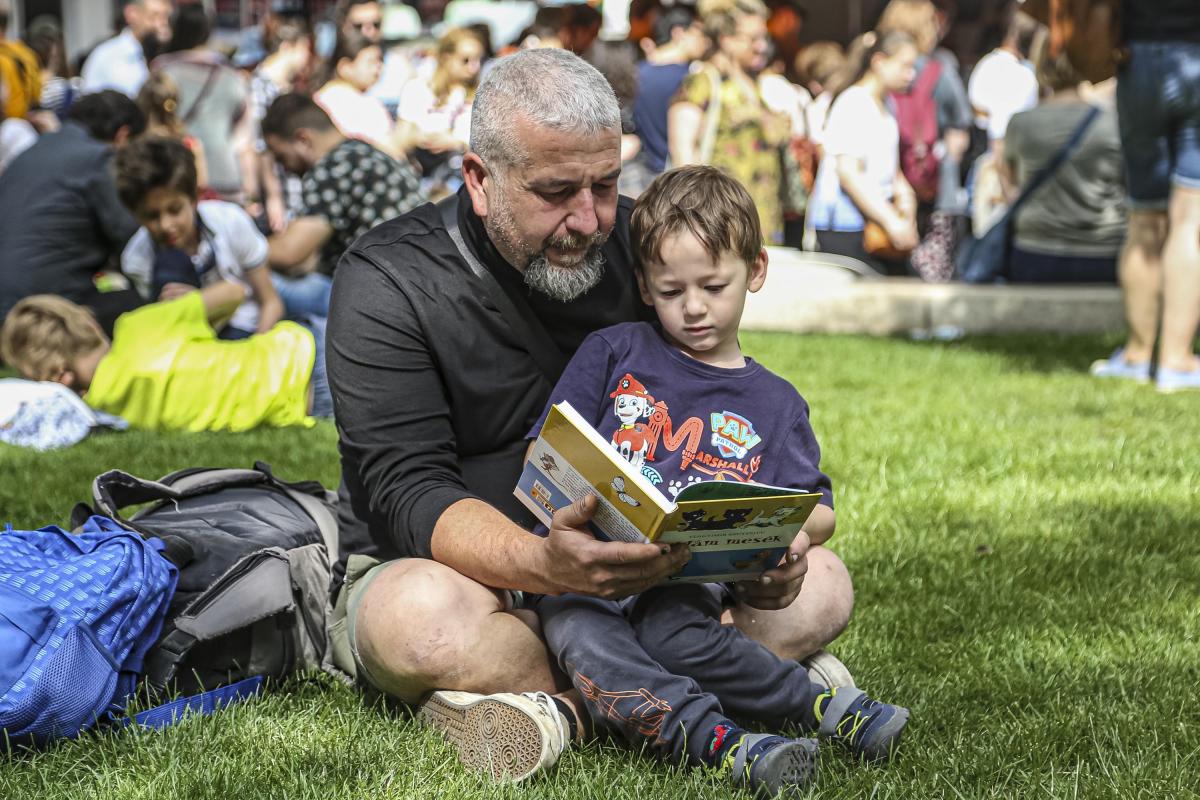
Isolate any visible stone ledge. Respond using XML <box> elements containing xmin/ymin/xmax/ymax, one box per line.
<box><xmin>743</xmin><ymin>250</ymin><xmax>1125</xmax><ymax>336</ymax></box>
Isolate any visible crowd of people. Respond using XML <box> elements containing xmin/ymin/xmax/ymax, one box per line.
<box><xmin>0</xmin><ymin>0</ymin><xmax>1199</xmax><ymax>792</ymax></box>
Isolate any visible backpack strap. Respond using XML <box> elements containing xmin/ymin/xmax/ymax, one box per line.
<box><xmin>141</xmin><ymin>549</ymin><xmax>296</xmax><ymax>692</ymax></box>
<box><xmin>122</xmin><ymin>675</ymin><xmax>265</xmax><ymax>731</ymax></box>
<box><xmin>438</xmin><ymin>194</ymin><xmax>568</xmax><ymax>382</ymax></box>
<box><xmin>1008</xmin><ymin>105</ymin><xmax>1102</xmax><ymax>215</ymax></box>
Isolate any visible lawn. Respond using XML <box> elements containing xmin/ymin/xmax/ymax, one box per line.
<box><xmin>2</xmin><ymin>332</ymin><xmax>1198</xmax><ymax>800</ymax></box>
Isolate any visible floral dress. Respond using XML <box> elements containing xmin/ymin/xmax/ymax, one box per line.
<box><xmin>676</xmin><ymin>67</ymin><xmax>788</xmax><ymax>244</ymax></box>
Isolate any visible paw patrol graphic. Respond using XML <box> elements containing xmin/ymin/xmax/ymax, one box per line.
<box><xmin>709</xmin><ymin>411</ymin><xmax>763</xmax><ymax>460</ymax></box>
<box><xmin>609</xmin><ymin>373</ymin><xmax>655</xmax><ymax>468</ymax></box>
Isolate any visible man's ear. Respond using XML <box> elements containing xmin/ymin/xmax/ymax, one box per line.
<box><xmin>461</xmin><ymin>152</ymin><xmax>491</xmax><ymax>218</ymax></box>
<box><xmin>748</xmin><ymin>248</ymin><xmax>768</xmax><ymax>293</ymax></box>
<box><xmin>111</xmin><ymin>125</ymin><xmax>132</xmax><ymax>148</ymax></box>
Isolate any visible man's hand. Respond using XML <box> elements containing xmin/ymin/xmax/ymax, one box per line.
<box><xmin>732</xmin><ymin>530</ymin><xmax>810</xmax><ymax>610</ymax></box>
<box><xmin>543</xmin><ymin>494</ymin><xmax>690</xmax><ymax>599</ymax></box>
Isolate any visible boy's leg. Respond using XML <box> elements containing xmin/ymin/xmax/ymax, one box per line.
<box><xmin>538</xmin><ymin>592</ymin><xmax>733</xmax><ymax>766</ymax></box>
<box><xmin>629</xmin><ymin>583</ymin><xmax>824</xmax><ymax>730</ymax></box>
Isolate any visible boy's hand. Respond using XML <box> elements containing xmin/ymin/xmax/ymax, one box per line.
<box><xmin>543</xmin><ymin>494</ymin><xmax>691</xmax><ymax>600</ymax></box>
<box><xmin>733</xmin><ymin>530</ymin><xmax>810</xmax><ymax>610</ymax></box>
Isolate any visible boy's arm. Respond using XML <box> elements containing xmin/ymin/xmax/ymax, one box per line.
<box><xmin>243</xmin><ymin>263</ymin><xmax>284</xmax><ymax>333</ymax></box>
<box><xmin>804</xmin><ymin>503</ymin><xmax>835</xmax><ymax>546</ymax></box>
<box><xmin>199</xmin><ymin>281</ymin><xmax>247</xmax><ymax>329</ymax></box>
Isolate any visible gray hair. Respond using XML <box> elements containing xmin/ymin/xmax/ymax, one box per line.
<box><xmin>470</xmin><ymin>49</ymin><xmax>622</xmax><ymax>172</ymax></box>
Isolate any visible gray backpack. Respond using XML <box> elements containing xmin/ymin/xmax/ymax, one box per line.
<box><xmin>76</xmin><ymin>462</ymin><xmax>346</xmax><ymax>696</ymax></box>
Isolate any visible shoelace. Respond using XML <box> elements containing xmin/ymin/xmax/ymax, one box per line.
<box><xmin>521</xmin><ymin>691</ymin><xmax>569</xmax><ymax>750</ymax></box>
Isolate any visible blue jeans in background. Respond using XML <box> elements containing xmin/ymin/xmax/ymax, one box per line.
<box><xmin>272</xmin><ymin>272</ymin><xmax>332</xmax><ymax>320</ymax></box>
<box><xmin>299</xmin><ymin>315</ymin><xmax>333</xmax><ymax>418</ymax></box>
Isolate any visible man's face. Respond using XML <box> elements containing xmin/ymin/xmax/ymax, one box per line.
<box><xmin>479</xmin><ymin>117</ymin><xmax>622</xmax><ymax>300</ymax></box>
<box><xmin>128</xmin><ymin>0</ymin><xmax>173</xmax><ymax>46</ymax></box>
<box><xmin>342</xmin><ymin>2</ymin><xmax>383</xmax><ymax>44</ymax></box>
<box><xmin>266</xmin><ymin>132</ymin><xmax>316</xmax><ymax>176</ymax></box>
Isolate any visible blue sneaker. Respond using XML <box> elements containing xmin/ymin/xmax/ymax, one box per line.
<box><xmin>1156</xmin><ymin>365</ymin><xmax>1200</xmax><ymax>393</ymax></box>
<box><xmin>725</xmin><ymin>733</ymin><xmax>819</xmax><ymax>797</ymax></box>
<box><xmin>1089</xmin><ymin>349</ymin><xmax>1150</xmax><ymax>383</ymax></box>
<box><xmin>814</xmin><ymin>687</ymin><xmax>909</xmax><ymax>762</ymax></box>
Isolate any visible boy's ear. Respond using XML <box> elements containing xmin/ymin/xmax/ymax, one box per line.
<box><xmin>748</xmin><ymin>248</ymin><xmax>768</xmax><ymax>293</ymax></box>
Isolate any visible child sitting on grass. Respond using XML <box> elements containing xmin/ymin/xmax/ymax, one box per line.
<box><xmin>115</xmin><ymin>136</ymin><xmax>284</xmax><ymax>339</ymax></box>
<box><xmin>0</xmin><ymin>281</ymin><xmax>331</xmax><ymax>431</ymax></box>
<box><xmin>531</xmin><ymin>166</ymin><xmax>909</xmax><ymax>795</ymax></box>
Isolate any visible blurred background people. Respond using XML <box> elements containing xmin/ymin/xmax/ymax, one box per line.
<box><xmin>82</xmin><ymin>0</ymin><xmax>172</xmax><ymax>97</ymax></box>
<box><xmin>136</xmin><ymin>71</ymin><xmax>209</xmax><ymax>191</ymax></box>
<box><xmin>314</xmin><ymin>31</ymin><xmax>402</xmax><ymax>159</ymax></box>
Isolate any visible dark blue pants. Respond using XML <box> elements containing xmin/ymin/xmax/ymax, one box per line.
<box><xmin>538</xmin><ymin>583</ymin><xmax>824</xmax><ymax>765</ymax></box>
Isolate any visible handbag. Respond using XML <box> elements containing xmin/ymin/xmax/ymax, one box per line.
<box><xmin>863</xmin><ymin>217</ymin><xmax>913</xmax><ymax>262</ymax></box>
<box><xmin>958</xmin><ymin>106</ymin><xmax>1101</xmax><ymax>284</ymax></box>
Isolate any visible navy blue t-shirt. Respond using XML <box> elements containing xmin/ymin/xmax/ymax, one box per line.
<box><xmin>632</xmin><ymin>62</ymin><xmax>690</xmax><ymax>174</ymax></box>
<box><xmin>529</xmin><ymin>322</ymin><xmax>833</xmax><ymax>508</ymax></box>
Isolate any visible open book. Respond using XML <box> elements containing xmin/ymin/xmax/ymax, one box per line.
<box><xmin>515</xmin><ymin>402</ymin><xmax>822</xmax><ymax>583</ymax></box>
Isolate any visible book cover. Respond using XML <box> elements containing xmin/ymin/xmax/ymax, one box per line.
<box><xmin>516</xmin><ymin>402</ymin><xmax>823</xmax><ymax>582</ymax></box>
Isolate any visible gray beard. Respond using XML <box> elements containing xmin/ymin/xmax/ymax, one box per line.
<box><xmin>522</xmin><ymin>248</ymin><xmax>607</xmax><ymax>302</ymax></box>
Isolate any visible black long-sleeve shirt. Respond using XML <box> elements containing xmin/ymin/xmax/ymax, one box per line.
<box><xmin>327</xmin><ymin>188</ymin><xmax>653</xmax><ymax>561</ymax></box>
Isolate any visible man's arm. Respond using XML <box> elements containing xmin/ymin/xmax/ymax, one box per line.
<box><xmin>269</xmin><ymin>217</ymin><xmax>333</xmax><ymax>273</ymax></box>
<box><xmin>328</xmin><ymin>250</ymin><xmax>688</xmax><ymax>595</ymax></box>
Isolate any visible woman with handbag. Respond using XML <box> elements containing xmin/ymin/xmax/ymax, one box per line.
<box><xmin>667</xmin><ymin>0</ymin><xmax>791</xmax><ymax>245</ymax></box>
<box><xmin>806</xmin><ymin>31</ymin><xmax>921</xmax><ymax>275</ymax></box>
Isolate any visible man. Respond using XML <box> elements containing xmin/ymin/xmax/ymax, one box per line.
<box><xmin>262</xmin><ymin>93</ymin><xmax>424</xmax><ymax>313</ymax></box>
<box><xmin>325</xmin><ymin>49</ymin><xmax>854</xmax><ymax>783</ymax></box>
<box><xmin>632</xmin><ymin>6</ymin><xmax>710</xmax><ymax>178</ymax></box>
<box><xmin>0</xmin><ymin>91</ymin><xmax>146</xmax><ymax>334</ymax></box>
<box><xmin>81</xmin><ymin>0</ymin><xmax>172</xmax><ymax>97</ymax></box>
<box><xmin>1090</xmin><ymin>0</ymin><xmax>1200</xmax><ymax>391</ymax></box>
<box><xmin>340</xmin><ymin>0</ymin><xmax>383</xmax><ymax>43</ymax></box>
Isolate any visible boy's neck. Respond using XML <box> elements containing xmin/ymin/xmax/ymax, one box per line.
<box><xmin>662</xmin><ymin>329</ymin><xmax>747</xmax><ymax>370</ymax></box>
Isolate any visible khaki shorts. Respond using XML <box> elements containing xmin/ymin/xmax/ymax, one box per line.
<box><xmin>328</xmin><ymin>555</ymin><xmax>533</xmax><ymax>694</ymax></box>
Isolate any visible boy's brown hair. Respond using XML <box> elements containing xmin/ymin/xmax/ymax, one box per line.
<box><xmin>0</xmin><ymin>295</ymin><xmax>105</xmax><ymax>382</ymax></box>
<box><xmin>630</xmin><ymin>165</ymin><xmax>762</xmax><ymax>273</ymax></box>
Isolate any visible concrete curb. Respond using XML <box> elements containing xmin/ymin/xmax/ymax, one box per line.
<box><xmin>743</xmin><ymin>250</ymin><xmax>1125</xmax><ymax>336</ymax></box>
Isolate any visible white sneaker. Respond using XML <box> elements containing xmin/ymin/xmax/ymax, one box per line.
<box><xmin>418</xmin><ymin>690</ymin><xmax>571</xmax><ymax>782</ymax></box>
<box><xmin>802</xmin><ymin>649</ymin><xmax>856</xmax><ymax>690</ymax></box>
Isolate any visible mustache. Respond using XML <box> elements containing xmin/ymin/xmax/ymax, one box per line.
<box><xmin>544</xmin><ymin>230</ymin><xmax>607</xmax><ymax>253</ymax></box>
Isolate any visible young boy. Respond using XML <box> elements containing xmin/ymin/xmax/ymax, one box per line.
<box><xmin>0</xmin><ymin>281</ymin><xmax>331</xmax><ymax>431</ymax></box>
<box><xmin>529</xmin><ymin>166</ymin><xmax>909</xmax><ymax>795</ymax></box>
<box><xmin>114</xmin><ymin>136</ymin><xmax>285</xmax><ymax>339</ymax></box>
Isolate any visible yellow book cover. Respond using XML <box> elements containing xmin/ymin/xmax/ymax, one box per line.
<box><xmin>515</xmin><ymin>402</ymin><xmax>823</xmax><ymax>582</ymax></box>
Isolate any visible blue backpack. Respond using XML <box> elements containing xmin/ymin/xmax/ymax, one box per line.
<box><xmin>0</xmin><ymin>516</ymin><xmax>177</xmax><ymax>745</ymax></box>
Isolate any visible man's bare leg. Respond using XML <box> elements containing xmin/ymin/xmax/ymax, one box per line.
<box><xmin>353</xmin><ymin>558</ymin><xmax>564</xmax><ymax>703</ymax></box>
<box><xmin>1118</xmin><ymin>210</ymin><xmax>1168</xmax><ymax>365</ymax></box>
<box><xmin>1158</xmin><ymin>186</ymin><xmax>1200</xmax><ymax>372</ymax></box>
<box><xmin>724</xmin><ymin>546</ymin><xmax>855</xmax><ymax>662</ymax></box>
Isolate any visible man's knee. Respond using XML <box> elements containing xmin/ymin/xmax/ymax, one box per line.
<box><xmin>801</xmin><ymin>547</ymin><xmax>855</xmax><ymax>646</ymax></box>
<box><xmin>354</xmin><ymin>559</ymin><xmax>506</xmax><ymax>701</ymax></box>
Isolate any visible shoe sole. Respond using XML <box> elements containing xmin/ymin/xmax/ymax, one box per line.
<box><xmin>803</xmin><ymin>649</ymin><xmax>856</xmax><ymax>690</ymax></box>
<box><xmin>419</xmin><ymin>692</ymin><xmax>550</xmax><ymax>782</ymax></box>
<box><xmin>861</xmin><ymin>705</ymin><xmax>911</xmax><ymax>763</ymax></box>
<box><xmin>753</xmin><ymin>739</ymin><xmax>819</xmax><ymax>796</ymax></box>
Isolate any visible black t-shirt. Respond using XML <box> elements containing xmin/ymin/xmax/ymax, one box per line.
<box><xmin>1123</xmin><ymin>0</ymin><xmax>1200</xmax><ymax>43</ymax></box>
<box><xmin>327</xmin><ymin>188</ymin><xmax>655</xmax><ymax>561</ymax></box>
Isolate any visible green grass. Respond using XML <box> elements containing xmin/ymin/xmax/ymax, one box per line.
<box><xmin>3</xmin><ymin>332</ymin><xmax>1199</xmax><ymax>799</ymax></box>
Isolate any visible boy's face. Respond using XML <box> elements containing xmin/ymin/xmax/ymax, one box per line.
<box><xmin>637</xmin><ymin>231</ymin><xmax>767</xmax><ymax>367</ymax></box>
<box><xmin>135</xmin><ymin>187</ymin><xmax>198</xmax><ymax>250</ymax></box>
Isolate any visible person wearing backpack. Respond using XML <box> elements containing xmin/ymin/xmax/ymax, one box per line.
<box><xmin>876</xmin><ymin>0</ymin><xmax>973</xmax><ymax>280</ymax></box>
<box><xmin>806</xmin><ymin>31</ymin><xmax>920</xmax><ymax>274</ymax></box>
